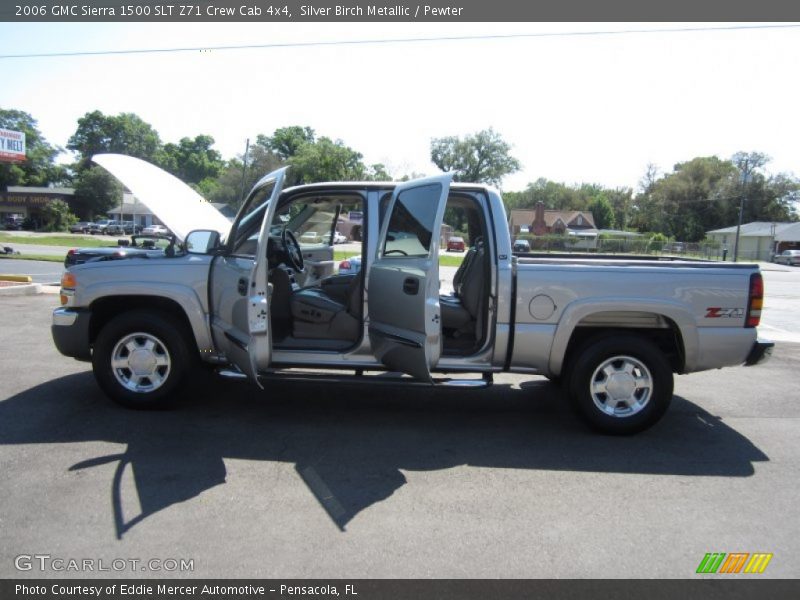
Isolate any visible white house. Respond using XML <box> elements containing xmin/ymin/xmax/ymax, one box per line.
<box><xmin>706</xmin><ymin>221</ymin><xmax>800</xmax><ymax>261</ymax></box>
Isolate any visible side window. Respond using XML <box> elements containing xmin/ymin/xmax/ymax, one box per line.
<box><xmin>275</xmin><ymin>193</ymin><xmax>365</xmax><ymax>248</ymax></box>
<box><xmin>230</xmin><ymin>182</ymin><xmax>276</xmax><ymax>256</ymax></box>
<box><xmin>382</xmin><ymin>183</ymin><xmax>442</xmax><ymax>258</ymax></box>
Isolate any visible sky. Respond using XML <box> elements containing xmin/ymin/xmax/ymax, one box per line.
<box><xmin>1</xmin><ymin>22</ymin><xmax>799</xmax><ymax>192</ymax></box>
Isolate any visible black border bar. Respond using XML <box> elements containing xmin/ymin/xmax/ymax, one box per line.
<box><xmin>3</xmin><ymin>0</ymin><xmax>800</xmax><ymax>22</ymax></box>
<box><xmin>3</xmin><ymin>580</ymin><xmax>800</xmax><ymax>600</ymax></box>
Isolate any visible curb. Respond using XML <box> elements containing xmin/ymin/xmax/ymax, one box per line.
<box><xmin>0</xmin><ymin>274</ymin><xmax>33</xmax><ymax>283</ymax></box>
<box><xmin>0</xmin><ymin>283</ymin><xmax>59</xmax><ymax>297</ymax></box>
<box><xmin>0</xmin><ymin>283</ymin><xmax>41</xmax><ymax>296</ymax></box>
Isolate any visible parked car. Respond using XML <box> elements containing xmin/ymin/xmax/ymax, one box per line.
<box><xmin>334</xmin><ymin>231</ymin><xmax>348</xmax><ymax>244</ymax></box>
<box><xmin>69</xmin><ymin>221</ymin><xmax>94</xmax><ymax>234</ymax></box>
<box><xmin>663</xmin><ymin>242</ymin><xmax>686</xmax><ymax>254</ymax></box>
<box><xmin>106</xmin><ymin>221</ymin><xmax>142</xmax><ymax>235</ymax></box>
<box><xmin>774</xmin><ymin>249</ymin><xmax>800</xmax><ymax>266</ymax></box>
<box><xmin>446</xmin><ymin>236</ymin><xmax>466</xmax><ymax>252</ymax></box>
<box><xmin>513</xmin><ymin>239</ymin><xmax>531</xmax><ymax>252</ymax></box>
<box><xmin>300</xmin><ymin>231</ymin><xmax>324</xmax><ymax>244</ymax></box>
<box><xmin>104</xmin><ymin>222</ymin><xmax>124</xmax><ymax>235</ymax></box>
<box><xmin>142</xmin><ymin>224</ymin><xmax>169</xmax><ymax>236</ymax></box>
<box><xmin>124</xmin><ymin>221</ymin><xmax>142</xmax><ymax>234</ymax></box>
<box><xmin>64</xmin><ymin>234</ymin><xmax>177</xmax><ymax>267</ymax></box>
<box><xmin>89</xmin><ymin>219</ymin><xmax>119</xmax><ymax>235</ymax></box>
<box><xmin>338</xmin><ymin>255</ymin><xmax>362</xmax><ymax>275</ymax></box>
<box><xmin>4</xmin><ymin>216</ymin><xmax>24</xmax><ymax>230</ymax></box>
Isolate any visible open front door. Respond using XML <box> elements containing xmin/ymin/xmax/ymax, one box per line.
<box><xmin>368</xmin><ymin>174</ymin><xmax>452</xmax><ymax>381</ymax></box>
<box><xmin>210</xmin><ymin>167</ymin><xmax>287</xmax><ymax>386</ymax></box>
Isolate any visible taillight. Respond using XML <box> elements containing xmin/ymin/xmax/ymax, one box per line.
<box><xmin>339</xmin><ymin>260</ymin><xmax>351</xmax><ymax>270</ymax></box>
<box><xmin>67</xmin><ymin>249</ymin><xmax>76</xmax><ymax>257</ymax></box>
<box><xmin>745</xmin><ymin>273</ymin><xmax>764</xmax><ymax>328</ymax></box>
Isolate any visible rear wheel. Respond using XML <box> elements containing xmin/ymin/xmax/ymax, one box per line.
<box><xmin>92</xmin><ymin>310</ymin><xmax>192</xmax><ymax>409</ymax></box>
<box><xmin>566</xmin><ymin>334</ymin><xmax>673</xmax><ymax>434</ymax></box>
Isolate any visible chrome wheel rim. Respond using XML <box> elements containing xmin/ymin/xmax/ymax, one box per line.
<box><xmin>111</xmin><ymin>332</ymin><xmax>171</xmax><ymax>393</ymax></box>
<box><xmin>590</xmin><ymin>355</ymin><xmax>652</xmax><ymax>418</ymax></box>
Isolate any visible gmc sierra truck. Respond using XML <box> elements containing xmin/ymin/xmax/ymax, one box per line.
<box><xmin>52</xmin><ymin>154</ymin><xmax>773</xmax><ymax>434</ymax></box>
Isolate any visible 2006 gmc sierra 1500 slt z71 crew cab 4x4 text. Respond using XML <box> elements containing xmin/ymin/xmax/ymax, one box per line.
<box><xmin>51</xmin><ymin>154</ymin><xmax>773</xmax><ymax>434</ymax></box>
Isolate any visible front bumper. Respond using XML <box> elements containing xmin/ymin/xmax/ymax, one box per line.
<box><xmin>51</xmin><ymin>308</ymin><xmax>92</xmax><ymax>361</ymax></box>
<box><xmin>744</xmin><ymin>339</ymin><xmax>774</xmax><ymax>366</ymax></box>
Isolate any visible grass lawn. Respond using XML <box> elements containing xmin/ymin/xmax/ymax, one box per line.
<box><xmin>333</xmin><ymin>249</ymin><xmax>464</xmax><ymax>267</ymax></box>
<box><xmin>0</xmin><ymin>253</ymin><xmax>65</xmax><ymax>263</ymax></box>
<box><xmin>0</xmin><ymin>232</ymin><xmax>110</xmax><ymax>248</ymax></box>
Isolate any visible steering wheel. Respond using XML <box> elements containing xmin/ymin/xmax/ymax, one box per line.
<box><xmin>384</xmin><ymin>249</ymin><xmax>409</xmax><ymax>256</ymax></box>
<box><xmin>282</xmin><ymin>228</ymin><xmax>304</xmax><ymax>272</ymax></box>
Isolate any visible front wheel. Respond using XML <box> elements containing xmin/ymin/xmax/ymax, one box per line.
<box><xmin>92</xmin><ymin>310</ymin><xmax>193</xmax><ymax>409</ymax></box>
<box><xmin>566</xmin><ymin>334</ymin><xmax>673</xmax><ymax>434</ymax></box>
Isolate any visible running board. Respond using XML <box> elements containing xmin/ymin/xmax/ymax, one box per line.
<box><xmin>254</xmin><ymin>368</ymin><xmax>493</xmax><ymax>388</ymax></box>
<box><xmin>217</xmin><ymin>368</ymin><xmax>248</xmax><ymax>380</ymax></box>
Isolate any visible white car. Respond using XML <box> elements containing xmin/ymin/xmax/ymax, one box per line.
<box><xmin>334</xmin><ymin>231</ymin><xmax>348</xmax><ymax>244</ymax></box>
<box><xmin>142</xmin><ymin>224</ymin><xmax>169</xmax><ymax>236</ymax></box>
<box><xmin>774</xmin><ymin>249</ymin><xmax>800</xmax><ymax>266</ymax></box>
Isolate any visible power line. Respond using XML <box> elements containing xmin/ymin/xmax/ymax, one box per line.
<box><xmin>1</xmin><ymin>23</ymin><xmax>799</xmax><ymax>60</ymax></box>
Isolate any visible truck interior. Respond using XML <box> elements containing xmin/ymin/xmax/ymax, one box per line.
<box><xmin>232</xmin><ymin>188</ymin><xmax>491</xmax><ymax>357</ymax></box>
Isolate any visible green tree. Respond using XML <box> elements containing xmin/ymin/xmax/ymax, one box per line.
<box><xmin>587</xmin><ymin>194</ymin><xmax>615</xmax><ymax>230</ymax></box>
<box><xmin>156</xmin><ymin>135</ymin><xmax>224</xmax><ymax>187</ymax></box>
<box><xmin>430</xmin><ymin>128</ymin><xmax>521</xmax><ymax>186</ymax></box>
<box><xmin>208</xmin><ymin>144</ymin><xmax>284</xmax><ymax>208</ymax></box>
<box><xmin>631</xmin><ymin>156</ymin><xmax>738</xmax><ymax>240</ymax></box>
<box><xmin>71</xmin><ymin>166</ymin><xmax>124</xmax><ymax>219</ymax></box>
<box><xmin>40</xmin><ymin>198</ymin><xmax>78</xmax><ymax>232</ymax></box>
<box><xmin>258</xmin><ymin>126</ymin><xmax>315</xmax><ymax>160</ymax></box>
<box><xmin>0</xmin><ymin>108</ymin><xmax>68</xmax><ymax>189</ymax></box>
<box><xmin>365</xmin><ymin>163</ymin><xmax>392</xmax><ymax>181</ymax></box>
<box><xmin>288</xmin><ymin>137</ymin><xmax>367</xmax><ymax>184</ymax></box>
<box><xmin>503</xmin><ymin>178</ymin><xmax>581</xmax><ymax>211</ymax></box>
<box><xmin>67</xmin><ymin>110</ymin><xmax>162</xmax><ymax>169</ymax></box>
<box><xmin>606</xmin><ymin>188</ymin><xmax>633</xmax><ymax>230</ymax></box>
<box><xmin>632</xmin><ymin>153</ymin><xmax>798</xmax><ymax>240</ymax></box>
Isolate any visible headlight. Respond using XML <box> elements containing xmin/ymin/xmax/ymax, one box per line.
<box><xmin>60</xmin><ymin>272</ymin><xmax>76</xmax><ymax>306</ymax></box>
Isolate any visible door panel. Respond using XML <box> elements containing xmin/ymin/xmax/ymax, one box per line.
<box><xmin>210</xmin><ymin>167</ymin><xmax>288</xmax><ymax>384</ymax></box>
<box><xmin>297</xmin><ymin>244</ymin><xmax>335</xmax><ymax>287</ymax></box>
<box><xmin>368</xmin><ymin>174</ymin><xmax>452</xmax><ymax>381</ymax></box>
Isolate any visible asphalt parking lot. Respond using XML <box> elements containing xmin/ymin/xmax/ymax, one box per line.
<box><xmin>0</xmin><ymin>294</ymin><xmax>799</xmax><ymax>579</ymax></box>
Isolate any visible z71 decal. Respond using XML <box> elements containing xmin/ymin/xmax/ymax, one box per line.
<box><xmin>705</xmin><ymin>307</ymin><xmax>745</xmax><ymax>319</ymax></box>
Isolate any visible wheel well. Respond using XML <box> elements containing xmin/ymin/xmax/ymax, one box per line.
<box><xmin>88</xmin><ymin>296</ymin><xmax>197</xmax><ymax>347</ymax></box>
<box><xmin>562</xmin><ymin>319</ymin><xmax>685</xmax><ymax>375</ymax></box>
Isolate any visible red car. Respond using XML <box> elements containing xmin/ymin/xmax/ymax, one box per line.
<box><xmin>446</xmin><ymin>236</ymin><xmax>466</xmax><ymax>252</ymax></box>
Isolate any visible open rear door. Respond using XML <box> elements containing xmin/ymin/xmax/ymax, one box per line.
<box><xmin>368</xmin><ymin>174</ymin><xmax>452</xmax><ymax>381</ymax></box>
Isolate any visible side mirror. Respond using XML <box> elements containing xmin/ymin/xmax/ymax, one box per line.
<box><xmin>185</xmin><ymin>229</ymin><xmax>222</xmax><ymax>255</ymax></box>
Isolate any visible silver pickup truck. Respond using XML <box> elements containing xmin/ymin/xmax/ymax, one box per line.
<box><xmin>52</xmin><ymin>154</ymin><xmax>773</xmax><ymax>434</ymax></box>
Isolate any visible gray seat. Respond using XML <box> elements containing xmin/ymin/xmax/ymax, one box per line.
<box><xmin>290</xmin><ymin>272</ymin><xmax>363</xmax><ymax>341</ymax></box>
<box><xmin>441</xmin><ymin>238</ymin><xmax>486</xmax><ymax>333</ymax></box>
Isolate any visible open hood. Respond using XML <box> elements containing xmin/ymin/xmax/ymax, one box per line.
<box><xmin>92</xmin><ymin>154</ymin><xmax>232</xmax><ymax>242</ymax></box>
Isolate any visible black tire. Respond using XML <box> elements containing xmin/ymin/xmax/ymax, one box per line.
<box><xmin>92</xmin><ymin>310</ymin><xmax>193</xmax><ymax>409</ymax></box>
<box><xmin>566</xmin><ymin>334</ymin><xmax>673</xmax><ymax>435</ymax></box>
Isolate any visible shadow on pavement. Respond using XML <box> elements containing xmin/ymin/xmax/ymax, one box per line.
<box><xmin>0</xmin><ymin>371</ymin><xmax>769</xmax><ymax>537</ymax></box>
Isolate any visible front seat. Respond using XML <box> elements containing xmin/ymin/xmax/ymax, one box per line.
<box><xmin>290</xmin><ymin>272</ymin><xmax>363</xmax><ymax>341</ymax></box>
<box><xmin>440</xmin><ymin>238</ymin><xmax>487</xmax><ymax>335</ymax></box>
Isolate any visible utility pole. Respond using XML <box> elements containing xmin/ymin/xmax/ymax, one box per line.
<box><xmin>733</xmin><ymin>158</ymin><xmax>750</xmax><ymax>263</ymax></box>
<box><xmin>238</xmin><ymin>138</ymin><xmax>250</xmax><ymax>207</ymax></box>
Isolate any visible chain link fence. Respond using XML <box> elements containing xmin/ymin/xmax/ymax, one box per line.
<box><xmin>514</xmin><ymin>235</ymin><xmax>744</xmax><ymax>261</ymax></box>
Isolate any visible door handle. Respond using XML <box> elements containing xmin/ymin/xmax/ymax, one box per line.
<box><xmin>403</xmin><ymin>277</ymin><xmax>419</xmax><ymax>295</ymax></box>
<box><xmin>237</xmin><ymin>278</ymin><xmax>248</xmax><ymax>296</ymax></box>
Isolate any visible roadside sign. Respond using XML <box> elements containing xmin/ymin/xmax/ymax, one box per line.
<box><xmin>0</xmin><ymin>128</ymin><xmax>26</xmax><ymax>163</ymax></box>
